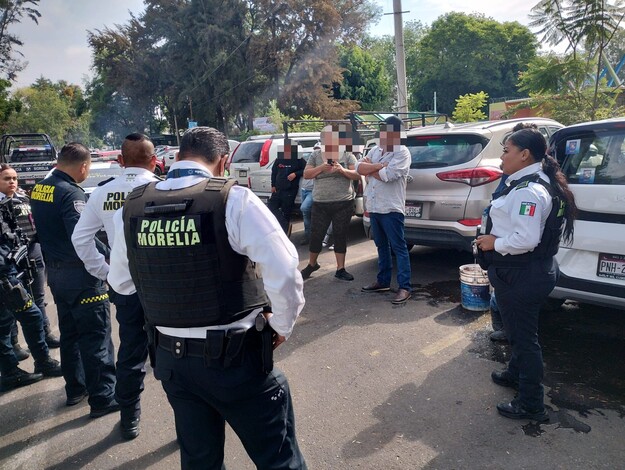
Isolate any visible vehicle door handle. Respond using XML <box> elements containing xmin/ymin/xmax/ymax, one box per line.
<box><xmin>407</xmin><ymin>175</ymin><xmax>414</xmax><ymax>183</ymax></box>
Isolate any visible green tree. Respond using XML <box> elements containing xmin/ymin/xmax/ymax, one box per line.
<box><xmin>411</xmin><ymin>13</ymin><xmax>538</xmax><ymax>115</ymax></box>
<box><xmin>333</xmin><ymin>45</ymin><xmax>392</xmax><ymax>111</ymax></box>
<box><xmin>529</xmin><ymin>0</ymin><xmax>625</xmax><ymax>118</ymax></box>
<box><xmin>0</xmin><ymin>78</ymin><xmax>21</xmax><ymax>132</ymax></box>
<box><xmin>0</xmin><ymin>0</ymin><xmax>41</xmax><ymax>80</ymax></box>
<box><xmin>452</xmin><ymin>92</ymin><xmax>489</xmax><ymax>123</ymax></box>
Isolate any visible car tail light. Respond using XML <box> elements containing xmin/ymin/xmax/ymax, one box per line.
<box><xmin>226</xmin><ymin>146</ymin><xmax>238</xmax><ymax>171</ymax></box>
<box><xmin>458</xmin><ymin>218</ymin><xmax>481</xmax><ymax>226</ymax></box>
<box><xmin>247</xmin><ymin>176</ymin><xmax>251</xmax><ymax>187</ymax></box>
<box><xmin>436</xmin><ymin>167</ymin><xmax>502</xmax><ymax>187</ymax></box>
<box><xmin>259</xmin><ymin>139</ymin><xmax>272</xmax><ymax>167</ymax></box>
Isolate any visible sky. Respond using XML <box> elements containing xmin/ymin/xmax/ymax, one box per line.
<box><xmin>11</xmin><ymin>0</ymin><xmax>538</xmax><ymax>89</ymax></box>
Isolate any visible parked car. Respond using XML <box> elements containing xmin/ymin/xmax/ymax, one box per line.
<box><xmin>227</xmin><ymin>132</ymin><xmax>320</xmax><ymax>186</ymax></box>
<box><xmin>161</xmin><ymin>146</ymin><xmax>180</xmax><ymax>170</ymax></box>
<box><xmin>248</xmin><ymin>150</ymin><xmax>365</xmax><ymax>216</ymax></box>
<box><xmin>362</xmin><ymin>117</ymin><xmax>564</xmax><ymax>251</ymax></box>
<box><xmin>545</xmin><ymin>118</ymin><xmax>625</xmax><ymax>310</ymax></box>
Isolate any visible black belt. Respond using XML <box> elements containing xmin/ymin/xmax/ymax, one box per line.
<box><xmin>157</xmin><ymin>328</ymin><xmax>261</xmax><ymax>363</ymax></box>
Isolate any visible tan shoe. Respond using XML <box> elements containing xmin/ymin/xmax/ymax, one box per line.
<box><xmin>391</xmin><ymin>289</ymin><xmax>411</xmax><ymax>304</ymax></box>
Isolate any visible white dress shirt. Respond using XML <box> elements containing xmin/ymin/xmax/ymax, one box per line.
<box><xmin>72</xmin><ymin>167</ymin><xmax>159</xmax><ymax>281</ymax></box>
<box><xmin>490</xmin><ymin>162</ymin><xmax>553</xmax><ymax>256</ymax></box>
<box><xmin>107</xmin><ymin>160</ymin><xmax>305</xmax><ymax>339</ymax></box>
<box><xmin>357</xmin><ymin>145</ymin><xmax>411</xmax><ymax>214</ymax></box>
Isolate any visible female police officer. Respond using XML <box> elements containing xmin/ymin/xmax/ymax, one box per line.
<box><xmin>475</xmin><ymin>128</ymin><xmax>576</xmax><ymax>421</ymax></box>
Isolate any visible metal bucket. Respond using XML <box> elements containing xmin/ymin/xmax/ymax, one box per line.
<box><xmin>459</xmin><ymin>264</ymin><xmax>490</xmax><ymax>311</ymax></box>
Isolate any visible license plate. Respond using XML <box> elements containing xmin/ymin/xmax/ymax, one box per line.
<box><xmin>597</xmin><ymin>253</ymin><xmax>625</xmax><ymax>280</ymax></box>
<box><xmin>25</xmin><ymin>179</ymin><xmax>36</xmax><ymax>185</ymax></box>
<box><xmin>405</xmin><ymin>202</ymin><xmax>422</xmax><ymax>218</ymax></box>
<box><xmin>239</xmin><ymin>170</ymin><xmax>247</xmax><ymax>177</ymax></box>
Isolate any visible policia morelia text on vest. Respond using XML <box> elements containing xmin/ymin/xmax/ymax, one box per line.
<box><xmin>123</xmin><ymin>177</ymin><xmax>268</xmax><ymax>328</ymax></box>
<box><xmin>475</xmin><ymin>173</ymin><xmax>566</xmax><ymax>270</ymax></box>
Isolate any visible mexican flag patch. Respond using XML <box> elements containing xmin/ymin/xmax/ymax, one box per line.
<box><xmin>519</xmin><ymin>202</ymin><xmax>536</xmax><ymax>216</ymax></box>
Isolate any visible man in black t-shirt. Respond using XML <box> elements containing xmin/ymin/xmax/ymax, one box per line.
<box><xmin>268</xmin><ymin>140</ymin><xmax>306</xmax><ymax>234</ymax></box>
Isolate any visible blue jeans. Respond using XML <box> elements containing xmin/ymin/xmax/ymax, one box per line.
<box><xmin>370</xmin><ymin>212</ymin><xmax>411</xmax><ymax>291</ymax></box>
<box><xmin>300</xmin><ymin>189</ymin><xmax>313</xmax><ymax>238</ymax></box>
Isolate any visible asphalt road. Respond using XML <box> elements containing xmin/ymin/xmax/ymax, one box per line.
<box><xmin>1</xmin><ymin>217</ymin><xmax>624</xmax><ymax>469</ymax></box>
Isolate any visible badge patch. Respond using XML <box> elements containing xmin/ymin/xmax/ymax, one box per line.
<box><xmin>73</xmin><ymin>200</ymin><xmax>86</xmax><ymax>214</ymax></box>
<box><xmin>519</xmin><ymin>202</ymin><xmax>536</xmax><ymax>216</ymax></box>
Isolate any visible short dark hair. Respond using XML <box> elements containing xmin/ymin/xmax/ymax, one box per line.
<box><xmin>1</xmin><ymin>163</ymin><xmax>13</xmax><ymax>173</ymax></box>
<box><xmin>122</xmin><ymin>133</ymin><xmax>154</xmax><ymax>166</ymax></box>
<box><xmin>382</xmin><ymin>115</ymin><xmax>404</xmax><ymax>132</ymax></box>
<box><xmin>178</xmin><ymin>127</ymin><xmax>229</xmax><ymax>164</ymax></box>
<box><xmin>58</xmin><ymin>142</ymin><xmax>90</xmax><ymax>166</ymax></box>
<box><xmin>512</xmin><ymin>122</ymin><xmax>538</xmax><ymax>133</ymax></box>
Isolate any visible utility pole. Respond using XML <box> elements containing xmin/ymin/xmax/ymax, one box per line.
<box><xmin>393</xmin><ymin>0</ymin><xmax>408</xmax><ymax>114</ymax></box>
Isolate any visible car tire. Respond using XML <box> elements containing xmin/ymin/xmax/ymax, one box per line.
<box><xmin>154</xmin><ymin>167</ymin><xmax>163</xmax><ymax>177</ymax></box>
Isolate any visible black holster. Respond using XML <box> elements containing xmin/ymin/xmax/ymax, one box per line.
<box><xmin>145</xmin><ymin>322</ymin><xmax>157</xmax><ymax>368</ymax></box>
<box><xmin>0</xmin><ymin>276</ymin><xmax>32</xmax><ymax>311</ymax></box>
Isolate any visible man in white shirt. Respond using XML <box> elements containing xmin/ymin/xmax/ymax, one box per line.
<box><xmin>108</xmin><ymin>127</ymin><xmax>306</xmax><ymax>469</ymax></box>
<box><xmin>356</xmin><ymin>116</ymin><xmax>412</xmax><ymax>304</ymax></box>
<box><xmin>72</xmin><ymin>133</ymin><xmax>159</xmax><ymax>440</ymax></box>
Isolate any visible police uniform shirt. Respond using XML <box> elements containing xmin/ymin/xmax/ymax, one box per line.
<box><xmin>29</xmin><ymin>169</ymin><xmax>86</xmax><ymax>263</ymax></box>
<box><xmin>356</xmin><ymin>145</ymin><xmax>411</xmax><ymax>215</ymax></box>
<box><xmin>72</xmin><ymin>167</ymin><xmax>159</xmax><ymax>281</ymax></box>
<box><xmin>489</xmin><ymin>162</ymin><xmax>553</xmax><ymax>256</ymax></box>
<box><xmin>108</xmin><ymin>160</ymin><xmax>305</xmax><ymax>339</ymax></box>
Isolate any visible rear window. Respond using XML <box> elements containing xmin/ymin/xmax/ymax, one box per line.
<box><xmin>404</xmin><ymin>134</ymin><xmax>489</xmax><ymax>169</ymax></box>
<box><xmin>231</xmin><ymin>142</ymin><xmax>263</xmax><ymax>163</ymax></box>
<box><xmin>555</xmin><ymin>130</ymin><xmax>625</xmax><ymax>185</ymax></box>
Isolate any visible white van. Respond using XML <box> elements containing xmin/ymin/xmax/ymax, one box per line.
<box><xmin>227</xmin><ymin>132</ymin><xmax>320</xmax><ymax>186</ymax></box>
<box><xmin>547</xmin><ymin>119</ymin><xmax>625</xmax><ymax>310</ymax></box>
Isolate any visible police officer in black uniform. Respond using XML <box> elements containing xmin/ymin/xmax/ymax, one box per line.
<box><xmin>109</xmin><ymin>127</ymin><xmax>307</xmax><ymax>469</ymax></box>
<box><xmin>0</xmin><ymin>190</ymin><xmax>62</xmax><ymax>392</ymax></box>
<box><xmin>476</xmin><ymin>128</ymin><xmax>576</xmax><ymax>421</ymax></box>
<box><xmin>268</xmin><ymin>140</ymin><xmax>306</xmax><ymax>233</ymax></box>
<box><xmin>30</xmin><ymin>143</ymin><xmax>118</xmax><ymax>415</ymax></box>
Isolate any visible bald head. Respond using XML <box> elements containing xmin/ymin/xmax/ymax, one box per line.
<box><xmin>121</xmin><ymin>133</ymin><xmax>156</xmax><ymax>169</ymax></box>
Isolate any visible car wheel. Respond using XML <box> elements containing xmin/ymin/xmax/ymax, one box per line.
<box><xmin>541</xmin><ymin>298</ymin><xmax>565</xmax><ymax>312</ymax></box>
<box><xmin>154</xmin><ymin>166</ymin><xmax>163</xmax><ymax>176</ymax></box>
<box><xmin>406</xmin><ymin>244</ymin><xmax>414</xmax><ymax>252</ymax></box>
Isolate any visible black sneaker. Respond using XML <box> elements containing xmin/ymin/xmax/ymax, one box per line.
<box><xmin>34</xmin><ymin>357</ymin><xmax>63</xmax><ymax>377</ymax></box>
<box><xmin>66</xmin><ymin>390</ymin><xmax>88</xmax><ymax>406</ymax></box>
<box><xmin>335</xmin><ymin>268</ymin><xmax>354</xmax><ymax>281</ymax></box>
<box><xmin>0</xmin><ymin>367</ymin><xmax>43</xmax><ymax>392</ymax></box>
<box><xmin>301</xmin><ymin>263</ymin><xmax>320</xmax><ymax>280</ymax></box>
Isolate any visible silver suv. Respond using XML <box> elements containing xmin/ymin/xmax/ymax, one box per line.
<box><xmin>363</xmin><ymin>118</ymin><xmax>563</xmax><ymax>251</ymax></box>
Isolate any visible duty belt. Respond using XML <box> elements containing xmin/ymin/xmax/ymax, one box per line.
<box><xmin>157</xmin><ymin>329</ymin><xmax>261</xmax><ymax>368</ymax></box>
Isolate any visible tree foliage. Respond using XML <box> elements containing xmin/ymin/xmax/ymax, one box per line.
<box><xmin>87</xmin><ymin>0</ymin><xmax>379</xmax><ymax>138</ymax></box>
<box><xmin>452</xmin><ymin>92</ymin><xmax>489</xmax><ymax>123</ymax></box>
<box><xmin>0</xmin><ymin>0</ymin><xmax>40</xmax><ymax>81</ymax></box>
<box><xmin>6</xmin><ymin>79</ymin><xmax>94</xmax><ymax>147</ymax></box>
<box><xmin>411</xmin><ymin>13</ymin><xmax>538</xmax><ymax>115</ymax></box>
<box><xmin>0</xmin><ymin>78</ymin><xmax>21</xmax><ymax>132</ymax></box>
<box><xmin>333</xmin><ymin>45</ymin><xmax>392</xmax><ymax>111</ymax></box>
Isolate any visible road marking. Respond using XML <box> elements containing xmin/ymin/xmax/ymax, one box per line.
<box><xmin>420</xmin><ymin>330</ymin><xmax>466</xmax><ymax>357</ymax></box>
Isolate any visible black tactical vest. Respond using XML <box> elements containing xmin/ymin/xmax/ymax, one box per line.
<box><xmin>480</xmin><ymin>173</ymin><xmax>565</xmax><ymax>268</ymax></box>
<box><xmin>12</xmin><ymin>196</ymin><xmax>37</xmax><ymax>243</ymax></box>
<box><xmin>123</xmin><ymin>177</ymin><xmax>268</xmax><ymax>328</ymax></box>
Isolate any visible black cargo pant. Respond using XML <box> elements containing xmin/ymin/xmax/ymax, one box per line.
<box><xmin>154</xmin><ymin>329</ymin><xmax>307</xmax><ymax>470</ymax></box>
<box><xmin>110</xmin><ymin>290</ymin><xmax>148</xmax><ymax>421</ymax></box>
<box><xmin>47</xmin><ymin>263</ymin><xmax>116</xmax><ymax>408</ymax></box>
<box><xmin>488</xmin><ymin>257</ymin><xmax>558</xmax><ymax>411</ymax></box>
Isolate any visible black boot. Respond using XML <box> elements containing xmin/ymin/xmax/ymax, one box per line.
<box><xmin>44</xmin><ymin>325</ymin><xmax>61</xmax><ymax>349</ymax></box>
<box><xmin>11</xmin><ymin>336</ymin><xmax>30</xmax><ymax>362</ymax></box>
<box><xmin>0</xmin><ymin>367</ymin><xmax>43</xmax><ymax>392</ymax></box>
<box><xmin>34</xmin><ymin>357</ymin><xmax>63</xmax><ymax>377</ymax></box>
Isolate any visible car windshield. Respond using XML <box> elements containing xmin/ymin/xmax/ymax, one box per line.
<box><xmin>405</xmin><ymin>134</ymin><xmax>488</xmax><ymax>169</ymax></box>
<box><xmin>231</xmin><ymin>142</ymin><xmax>263</xmax><ymax>163</ymax></box>
<box><xmin>557</xmin><ymin>130</ymin><xmax>625</xmax><ymax>185</ymax></box>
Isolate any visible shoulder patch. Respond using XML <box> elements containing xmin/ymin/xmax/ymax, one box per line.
<box><xmin>73</xmin><ymin>200</ymin><xmax>86</xmax><ymax>214</ymax></box>
<box><xmin>519</xmin><ymin>201</ymin><xmax>536</xmax><ymax>216</ymax></box>
<box><xmin>514</xmin><ymin>180</ymin><xmax>531</xmax><ymax>190</ymax></box>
